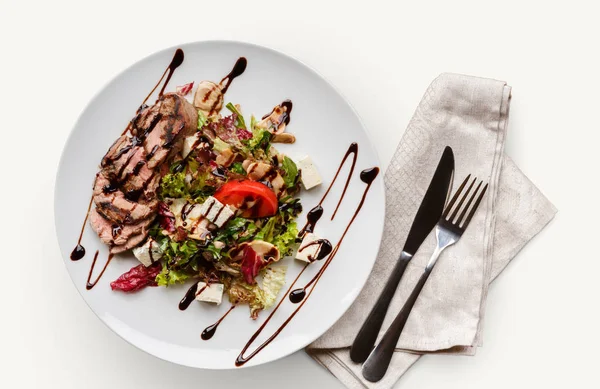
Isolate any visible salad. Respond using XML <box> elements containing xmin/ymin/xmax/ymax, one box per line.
<box><xmin>109</xmin><ymin>86</ymin><xmax>322</xmax><ymax>319</ymax></box>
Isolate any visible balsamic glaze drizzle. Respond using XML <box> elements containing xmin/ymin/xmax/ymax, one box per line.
<box><xmin>295</xmin><ymin>168</ymin><xmax>380</xmax><ymax>297</ymax></box>
<box><xmin>142</xmin><ymin>49</ymin><xmax>184</xmax><ymax>106</ymax></box>
<box><xmin>298</xmin><ymin>143</ymin><xmax>358</xmax><ymax>238</ymax></box>
<box><xmin>298</xmin><ymin>239</ymin><xmax>333</xmax><ymax>262</ymax></box>
<box><xmin>179</xmin><ymin>281</ymin><xmax>205</xmax><ymax>311</ymax></box>
<box><xmin>220</xmin><ymin>57</ymin><xmax>247</xmax><ymax>94</ymax></box>
<box><xmin>86</xmin><ymin>251</ymin><xmax>114</xmax><ymax>290</ymax></box>
<box><xmin>201</xmin><ymin>305</ymin><xmax>236</xmax><ymax>340</ymax></box>
<box><xmin>70</xmin><ymin>196</ymin><xmax>94</xmax><ymax>261</ymax></box>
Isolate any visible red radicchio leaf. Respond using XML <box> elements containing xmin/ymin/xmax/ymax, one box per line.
<box><xmin>176</xmin><ymin>82</ymin><xmax>194</xmax><ymax>96</ymax></box>
<box><xmin>209</xmin><ymin>160</ymin><xmax>218</xmax><ymax>169</ymax></box>
<box><xmin>237</xmin><ymin>127</ymin><xmax>253</xmax><ymax>140</ymax></box>
<box><xmin>110</xmin><ymin>263</ymin><xmax>162</xmax><ymax>292</ymax></box>
<box><xmin>158</xmin><ymin>202</ymin><xmax>176</xmax><ymax>232</ymax></box>
<box><xmin>241</xmin><ymin>246</ymin><xmax>267</xmax><ymax>284</ymax></box>
<box><xmin>221</xmin><ymin>114</ymin><xmax>237</xmax><ymax>131</ymax></box>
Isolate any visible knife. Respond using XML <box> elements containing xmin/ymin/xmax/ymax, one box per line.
<box><xmin>349</xmin><ymin>146</ymin><xmax>454</xmax><ymax>363</ymax></box>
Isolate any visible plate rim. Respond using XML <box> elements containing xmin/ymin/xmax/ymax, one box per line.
<box><xmin>54</xmin><ymin>39</ymin><xmax>386</xmax><ymax>370</ymax></box>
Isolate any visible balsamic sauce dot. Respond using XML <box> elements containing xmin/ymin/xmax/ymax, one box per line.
<box><xmin>289</xmin><ymin>288</ymin><xmax>306</xmax><ymax>304</ymax></box>
<box><xmin>70</xmin><ymin>245</ymin><xmax>85</xmax><ymax>261</ymax></box>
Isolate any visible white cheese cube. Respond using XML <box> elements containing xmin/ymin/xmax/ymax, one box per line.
<box><xmin>206</xmin><ymin>201</ymin><xmax>223</xmax><ymax>222</ymax></box>
<box><xmin>199</xmin><ymin>196</ymin><xmax>216</xmax><ymax>217</ymax></box>
<box><xmin>296</xmin><ymin>156</ymin><xmax>322</xmax><ymax>190</ymax></box>
<box><xmin>215</xmin><ymin>205</ymin><xmax>235</xmax><ymax>227</ymax></box>
<box><xmin>295</xmin><ymin>232</ymin><xmax>321</xmax><ymax>263</ymax></box>
<box><xmin>195</xmin><ymin>282</ymin><xmax>224</xmax><ymax>305</ymax></box>
<box><xmin>132</xmin><ymin>239</ymin><xmax>163</xmax><ymax>267</ymax></box>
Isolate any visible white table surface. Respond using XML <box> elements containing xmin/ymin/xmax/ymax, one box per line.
<box><xmin>3</xmin><ymin>1</ymin><xmax>598</xmax><ymax>388</ymax></box>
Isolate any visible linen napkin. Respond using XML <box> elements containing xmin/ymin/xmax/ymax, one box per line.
<box><xmin>306</xmin><ymin>73</ymin><xmax>557</xmax><ymax>389</ymax></box>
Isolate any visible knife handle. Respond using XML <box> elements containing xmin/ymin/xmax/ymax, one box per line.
<box><xmin>349</xmin><ymin>251</ymin><xmax>412</xmax><ymax>363</ymax></box>
<box><xmin>361</xmin><ymin>268</ymin><xmax>431</xmax><ymax>382</ymax></box>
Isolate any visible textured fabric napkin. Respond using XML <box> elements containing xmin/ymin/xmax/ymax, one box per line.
<box><xmin>306</xmin><ymin>73</ymin><xmax>557</xmax><ymax>389</ymax></box>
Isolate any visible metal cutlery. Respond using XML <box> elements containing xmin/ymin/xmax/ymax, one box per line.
<box><xmin>350</xmin><ymin>146</ymin><xmax>455</xmax><ymax>363</ymax></box>
<box><xmin>362</xmin><ymin>175</ymin><xmax>489</xmax><ymax>382</ymax></box>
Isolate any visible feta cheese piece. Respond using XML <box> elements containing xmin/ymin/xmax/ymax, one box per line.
<box><xmin>296</xmin><ymin>156</ymin><xmax>322</xmax><ymax>190</ymax></box>
<box><xmin>198</xmin><ymin>196</ymin><xmax>234</xmax><ymax>227</ymax></box>
<box><xmin>206</xmin><ymin>201</ymin><xmax>223</xmax><ymax>222</ymax></box>
<box><xmin>132</xmin><ymin>239</ymin><xmax>163</xmax><ymax>267</ymax></box>
<box><xmin>295</xmin><ymin>232</ymin><xmax>321</xmax><ymax>263</ymax></box>
<box><xmin>215</xmin><ymin>205</ymin><xmax>235</xmax><ymax>227</ymax></box>
<box><xmin>195</xmin><ymin>282</ymin><xmax>224</xmax><ymax>305</ymax></box>
<box><xmin>199</xmin><ymin>196</ymin><xmax>217</xmax><ymax>217</ymax></box>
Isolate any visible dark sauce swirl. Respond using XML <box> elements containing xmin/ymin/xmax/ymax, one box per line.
<box><xmin>220</xmin><ymin>57</ymin><xmax>247</xmax><ymax>94</ymax></box>
<box><xmin>201</xmin><ymin>305</ymin><xmax>236</xmax><ymax>340</ymax></box>
<box><xmin>179</xmin><ymin>282</ymin><xmax>205</xmax><ymax>311</ymax></box>
<box><xmin>86</xmin><ymin>251</ymin><xmax>114</xmax><ymax>290</ymax></box>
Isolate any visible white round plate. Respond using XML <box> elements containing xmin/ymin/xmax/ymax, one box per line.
<box><xmin>55</xmin><ymin>41</ymin><xmax>385</xmax><ymax>369</ymax></box>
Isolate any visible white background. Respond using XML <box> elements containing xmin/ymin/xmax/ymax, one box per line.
<box><xmin>2</xmin><ymin>0</ymin><xmax>598</xmax><ymax>388</ymax></box>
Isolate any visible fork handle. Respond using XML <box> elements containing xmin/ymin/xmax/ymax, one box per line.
<box><xmin>350</xmin><ymin>252</ymin><xmax>412</xmax><ymax>363</ymax></box>
<box><xmin>362</xmin><ymin>268</ymin><xmax>432</xmax><ymax>382</ymax></box>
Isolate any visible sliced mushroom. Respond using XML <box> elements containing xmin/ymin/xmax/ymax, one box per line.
<box><xmin>271</xmin><ymin>133</ymin><xmax>296</xmax><ymax>144</ymax></box>
<box><xmin>216</xmin><ymin>147</ymin><xmax>236</xmax><ymax>167</ymax></box>
<box><xmin>270</xmin><ymin>174</ymin><xmax>286</xmax><ymax>195</ymax></box>
<box><xmin>243</xmin><ymin>160</ymin><xmax>274</xmax><ymax>181</ymax></box>
<box><xmin>242</xmin><ymin>159</ymin><xmax>286</xmax><ymax>196</ymax></box>
<box><xmin>257</xmin><ymin>103</ymin><xmax>289</xmax><ymax>134</ymax></box>
<box><xmin>194</xmin><ymin>81</ymin><xmax>224</xmax><ymax>116</ymax></box>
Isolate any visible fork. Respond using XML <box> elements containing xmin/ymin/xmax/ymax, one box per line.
<box><xmin>361</xmin><ymin>175</ymin><xmax>488</xmax><ymax>382</ymax></box>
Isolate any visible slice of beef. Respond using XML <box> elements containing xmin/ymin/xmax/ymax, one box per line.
<box><xmin>116</xmin><ymin>146</ymin><xmax>155</xmax><ymax>197</ymax></box>
<box><xmin>131</xmin><ymin>104</ymin><xmax>162</xmax><ymax>139</ymax></box>
<box><xmin>100</xmin><ymin>135</ymin><xmax>138</xmax><ymax>181</ymax></box>
<box><xmin>93</xmin><ymin>174</ymin><xmax>157</xmax><ymax>224</ymax></box>
<box><xmin>145</xmin><ymin>93</ymin><xmax>198</xmax><ymax>169</ymax></box>
<box><xmin>90</xmin><ymin>208</ymin><xmax>154</xmax><ymax>248</ymax></box>
<box><xmin>110</xmin><ymin>233</ymin><xmax>147</xmax><ymax>254</ymax></box>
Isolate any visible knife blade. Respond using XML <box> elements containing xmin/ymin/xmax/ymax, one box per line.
<box><xmin>349</xmin><ymin>146</ymin><xmax>454</xmax><ymax>363</ymax></box>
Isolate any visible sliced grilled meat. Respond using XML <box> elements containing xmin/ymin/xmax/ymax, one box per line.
<box><xmin>110</xmin><ymin>233</ymin><xmax>147</xmax><ymax>254</ymax></box>
<box><xmin>89</xmin><ymin>208</ymin><xmax>154</xmax><ymax>247</ymax></box>
<box><xmin>90</xmin><ymin>93</ymin><xmax>197</xmax><ymax>254</ymax></box>
<box><xmin>144</xmin><ymin>93</ymin><xmax>198</xmax><ymax>169</ymax></box>
<box><xmin>92</xmin><ymin>174</ymin><xmax>157</xmax><ymax>224</ymax></box>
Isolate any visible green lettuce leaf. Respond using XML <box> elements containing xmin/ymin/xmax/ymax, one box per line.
<box><xmin>230</xmin><ymin>162</ymin><xmax>246</xmax><ymax>175</ymax></box>
<box><xmin>197</xmin><ymin>110</ymin><xmax>208</xmax><ymax>129</ymax></box>
<box><xmin>255</xmin><ymin>218</ymin><xmax>276</xmax><ymax>242</ymax></box>
<box><xmin>213</xmin><ymin>137</ymin><xmax>230</xmax><ymax>153</ymax></box>
<box><xmin>156</xmin><ymin>262</ymin><xmax>193</xmax><ymax>286</ymax></box>
<box><xmin>281</xmin><ymin>156</ymin><xmax>299</xmax><ymax>188</ymax></box>
<box><xmin>241</xmin><ymin>126</ymin><xmax>272</xmax><ymax>158</ymax></box>
<box><xmin>160</xmin><ymin>172</ymin><xmax>188</xmax><ymax>199</ymax></box>
<box><xmin>226</xmin><ymin>102</ymin><xmax>247</xmax><ymax>129</ymax></box>
<box><xmin>272</xmin><ymin>221</ymin><xmax>299</xmax><ymax>256</ymax></box>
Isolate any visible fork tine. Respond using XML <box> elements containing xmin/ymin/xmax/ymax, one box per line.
<box><xmin>456</xmin><ymin>180</ymin><xmax>482</xmax><ymax>225</ymax></box>
<box><xmin>442</xmin><ymin>174</ymin><xmax>471</xmax><ymax>218</ymax></box>
<box><xmin>449</xmin><ymin>177</ymin><xmax>476</xmax><ymax>222</ymax></box>
<box><xmin>461</xmin><ymin>183</ymin><xmax>488</xmax><ymax>228</ymax></box>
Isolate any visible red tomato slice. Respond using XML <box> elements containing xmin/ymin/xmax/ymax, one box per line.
<box><xmin>214</xmin><ymin>180</ymin><xmax>278</xmax><ymax>218</ymax></box>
